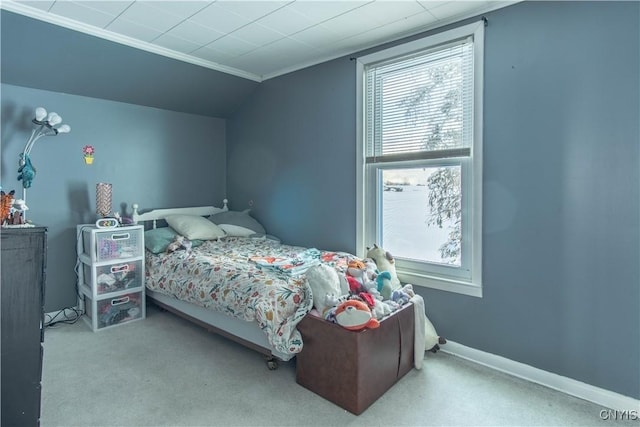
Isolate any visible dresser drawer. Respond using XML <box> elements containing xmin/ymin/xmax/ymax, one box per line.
<box><xmin>80</xmin><ymin>226</ymin><xmax>143</xmax><ymax>262</ymax></box>
<box><xmin>84</xmin><ymin>291</ymin><xmax>145</xmax><ymax>331</ymax></box>
<box><xmin>82</xmin><ymin>259</ymin><xmax>143</xmax><ymax>295</ymax></box>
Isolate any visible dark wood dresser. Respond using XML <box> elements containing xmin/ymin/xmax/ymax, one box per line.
<box><xmin>1</xmin><ymin>226</ymin><xmax>47</xmax><ymax>427</ymax></box>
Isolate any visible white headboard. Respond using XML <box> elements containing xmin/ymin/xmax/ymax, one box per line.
<box><xmin>132</xmin><ymin>199</ymin><xmax>229</xmax><ymax>229</ymax></box>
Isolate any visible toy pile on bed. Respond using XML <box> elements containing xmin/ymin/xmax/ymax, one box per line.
<box><xmin>304</xmin><ymin>244</ymin><xmax>447</xmax><ymax>366</ymax></box>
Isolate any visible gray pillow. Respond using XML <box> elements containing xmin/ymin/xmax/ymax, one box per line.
<box><xmin>208</xmin><ymin>210</ymin><xmax>266</xmax><ymax>235</ymax></box>
<box><xmin>166</xmin><ymin>214</ymin><xmax>226</xmax><ymax>240</ymax></box>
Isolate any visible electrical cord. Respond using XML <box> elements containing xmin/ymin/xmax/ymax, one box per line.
<box><xmin>75</xmin><ymin>225</ymin><xmax>90</xmax><ymax>303</ymax></box>
<box><xmin>44</xmin><ymin>226</ymin><xmax>93</xmax><ymax>329</ymax></box>
<box><xmin>45</xmin><ymin>307</ymin><xmax>83</xmax><ymax>328</ymax></box>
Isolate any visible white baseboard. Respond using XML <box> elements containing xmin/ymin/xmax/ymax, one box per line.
<box><xmin>442</xmin><ymin>340</ymin><xmax>640</xmax><ymax>412</ymax></box>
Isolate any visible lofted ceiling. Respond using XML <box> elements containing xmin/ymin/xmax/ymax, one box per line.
<box><xmin>2</xmin><ymin>0</ymin><xmax>516</xmax><ymax>82</ymax></box>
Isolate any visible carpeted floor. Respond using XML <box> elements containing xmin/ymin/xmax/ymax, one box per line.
<box><xmin>40</xmin><ymin>303</ymin><xmax>633</xmax><ymax>427</ymax></box>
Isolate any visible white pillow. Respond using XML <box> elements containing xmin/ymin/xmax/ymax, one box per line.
<box><xmin>165</xmin><ymin>215</ymin><xmax>226</xmax><ymax>240</ymax></box>
<box><xmin>218</xmin><ymin>224</ymin><xmax>256</xmax><ymax>237</ymax></box>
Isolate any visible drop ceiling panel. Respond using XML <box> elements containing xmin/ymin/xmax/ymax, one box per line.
<box><xmin>48</xmin><ymin>1</ymin><xmax>116</xmax><ymax>28</ymax></box>
<box><xmin>214</xmin><ymin>0</ymin><xmax>290</xmax><ymax>21</ymax></box>
<box><xmin>288</xmin><ymin>1</ymin><xmax>369</xmax><ymax>23</ymax></box>
<box><xmin>256</xmin><ymin>7</ymin><xmax>317</xmax><ymax>36</ymax></box>
<box><xmin>230</xmin><ymin>22</ymin><xmax>286</xmax><ymax>46</ymax></box>
<box><xmin>206</xmin><ymin>34</ymin><xmax>259</xmax><ymax>57</ymax></box>
<box><xmin>74</xmin><ymin>1</ymin><xmax>134</xmax><ymax>17</ymax></box>
<box><xmin>188</xmin><ymin>3</ymin><xmax>252</xmax><ymax>35</ymax></box>
<box><xmin>106</xmin><ymin>17</ymin><xmax>164</xmax><ymax>42</ymax></box>
<box><xmin>116</xmin><ymin>1</ymin><xmax>187</xmax><ymax>33</ymax></box>
<box><xmin>142</xmin><ymin>1</ymin><xmax>210</xmax><ymax>19</ymax></box>
<box><xmin>152</xmin><ymin>33</ymin><xmax>201</xmax><ymax>53</ymax></box>
<box><xmin>166</xmin><ymin>19</ymin><xmax>225</xmax><ymax>46</ymax></box>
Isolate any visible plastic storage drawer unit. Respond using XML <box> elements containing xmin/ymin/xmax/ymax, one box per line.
<box><xmin>82</xmin><ymin>259</ymin><xmax>143</xmax><ymax>295</ymax></box>
<box><xmin>84</xmin><ymin>291</ymin><xmax>145</xmax><ymax>331</ymax></box>
<box><xmin>80</xmin><ymin>226</ymin><xmax>143</xmax><ymax>262</ymax></box>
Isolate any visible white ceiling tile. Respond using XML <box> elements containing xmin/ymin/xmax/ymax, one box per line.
<box><xmin>152</xmin><ymin>33</ymin><xmax>201</xmax><ymax>53</ymax></box>
<box><xmin>428</xmin><ymin>1</ymin><xmax>489</xmax><ymax>20</ymax></box>
<box><xmin>214</xmin><ymin>1</ymin><xmax>290</xmax><ymax>21</ymax></box>
<box><xmin>16</xmin><ymin>1</ymin><xmax>55</xmax><ymax>12</ymax></box>
<box><xmin>166</xmin><ymin>19</ymin><xmax>225</xmax><ymax>45</ymax></box>
<box><xmin>73</xmin><ymin>1</ymin><xmax>134</xmax><ymax>16</ymax></box>
<box><xmin>143</xmin><ymin>1</ymin><xmax>212</xmax><ymax>19</ymax></box>
<box><xmin>357</xmin><ymin>1</ymin><xmax>427</xmax><ymax>24</ymax></box>
<box><xmin>363</xmin><ymin>9</ymin><xmax>439</xmax><ymax>41</ymax></box>
<box><xmin>48</xmin><ymin>1</ymin><xmax>117</xmax><ymax>28</ymax></box>
<box><xmin>257</xmin><ymin>5</ymin><xmax>317</xmax><ymax>36</ymax></box>
<box><xmin>189</xmin><ymin>3</ymin><xmax>252</xmax><ymax>34</ymax></box>
<box><xmin>416</xmin><ymin>1</ymin><xmax>450</xmax><ymax>11</ymax></box>
<box><xmin>230</xmin><ymin>23</ymin><xmax>286</xmax><ymax>46</ymax></box>
<box><xmin>106</xmin><ymin>17</ymin><xmax>164</xmax><ymax>42</ymax></box>
<box><xmin>289</xmin><ymin>1</ymin><xmax>370</xmax><ymax>23</ymax></box>
<box><xmin>289</xmin><ymin>24</ymin><xmax>344</xmax><ymax>48</ymax></box>
<box><xmin>263</xmin><ymin>37</ymin><xmax>317</xmax><ymax>57</ymax></box>
<box><xmin>190</xmin><ymin>45</ymin><xmax>236</xmax><ymax>63</ymax></box>
<box><xmin>117</xmin><ymin>1</ymin><xmax>187</xmax><ymax>32</ymax></box>
<box><xmin>205</xmin><ymin>35</ymin><xmax>259</xmax><ymax>56</ymax></box>
<box><xmin>225</xmin><ymin>52</ymin><xmax>288</xmax><ymax>78</ymax></box>
<box><xmin>319</xmin><ymin>7</ymin><xmax>388</xmax><ymax>38</ymax></box>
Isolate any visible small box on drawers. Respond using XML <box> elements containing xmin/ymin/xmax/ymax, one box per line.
<box><xmin>84</xmin><ymin>291</ymin><xmax>145</xmax><ymax>331</ymax></box>
<box><xmin>296</xmin><ymin>303</ymin><xmax>415</xmax><ymax>415</ymax></box>
<box><xmin>82</xmin><ymin>259</ymin><xmax>143</xmax><ymax>295</ymax></box>
<box><xmin>80</xmin><ymin>225</ymin><xmax>143</xmax><ymax>262</ymax></box>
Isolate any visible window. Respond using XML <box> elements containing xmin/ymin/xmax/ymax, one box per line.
<box><xmin>356</xmin><ymin>21</ymin><xmax>484</xmax><ymax>297</ymax></box>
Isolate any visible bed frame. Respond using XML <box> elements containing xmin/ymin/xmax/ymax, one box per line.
<box><xmin>132</xmin><ymin>200</ymin><xmax>288</xmax><ymax>369</ymax></box>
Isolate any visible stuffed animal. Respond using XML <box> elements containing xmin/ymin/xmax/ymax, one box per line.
<box><xmin>391</xmin><ymin>288</ymin><xmax>411</xmax><ymax>305</ymax></box>
<box><xmin>166</xmin><ymin>235</ymin><xmax>193</xmax><ymax>258</ymax></box>
<box><xmin>17</xmin><ymin>153</ymin><xmax>36</xmax><ymax>189</ymax></box>
<box><xmin>366</xmin><ymin>244</ymin><xmax>401</xmax><ymax>291</ymax></box>
<box><xmin>346</xmin><ymin>259</ymin><xmax>366</xmax><ymax>284</ymax></box>
<box><xmin>346</xmin><ymin>275</ymin><xmax>365</xmax><ymax>294</ymax></box>
<box><xmin>306</xmin><ymin>264</ymin><xmax>348</xmax><ymax>315</ymax></box>
<box><xmin>362</xmin><ymin>258</ymin><xmax>379</xmax><ymax>282</ymax></box>
<box><xmin>0</xmin><ymin>190</ymin><xmax>15</xmax><ymax>224</ymax></box>
<box><xmin>376</xmin><ymin>271</ymin><xmax>394</xmax><ymax>300</ymax></box>
<box><xmin>333</xmin><ymin>300</ymin><xmax>380</xmax><ymax>331</ymax></box>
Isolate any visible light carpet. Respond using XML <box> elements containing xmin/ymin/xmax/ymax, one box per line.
<box><xmin>41</xmin><ymin>303</ymin><xmax>632</xmax><ymax>427</ymax></box>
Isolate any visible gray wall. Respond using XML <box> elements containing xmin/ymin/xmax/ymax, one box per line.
<box><xmin>1</xmin><ymin>10</ymin><xmax>258</xmax><ymax>118</ymax></box>
<box><xmin>227</xmin><ymin>57</ymin><xmax>357</xmax><ymax>251</ymax></box>
<box><xmin>1</xmin><ymin>84</ymin><xmax>227</xmax><ymax>311</ymax></box>
<box><xmin>228</xmin><ymin>1</ymin><xmax>640</xmax><ymax>399</ymax></box>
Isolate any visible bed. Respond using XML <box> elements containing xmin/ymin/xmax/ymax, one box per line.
<box><xmin>132</xmin><ymin>200</ymin><xmax>356</xmax><ymax>369</ymax></box>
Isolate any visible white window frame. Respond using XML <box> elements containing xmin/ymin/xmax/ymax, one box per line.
<box><xmin>356</xmin><ymin>21</ymin><xmax>484</xmax><ymax>298</ymax></box>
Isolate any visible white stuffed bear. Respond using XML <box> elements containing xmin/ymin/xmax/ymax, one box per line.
<box><xmin>305</xmin><ymin>264</ymin><xmax>348</xmax><ymax>315</ymax></box>
<box><xmin>366</xmin><ymin>244</ymin><xmax>401</xmax><ymax>291</ymax></box>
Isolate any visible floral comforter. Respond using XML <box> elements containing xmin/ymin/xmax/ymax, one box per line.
<box><xmin>145</xmin><ymin>236</ymin><xmax>354</xmax><ymax>356</ymax></box>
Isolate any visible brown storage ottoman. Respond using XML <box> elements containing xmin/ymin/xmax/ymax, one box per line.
<box><xmin>295</xmin><ymin>303</ymin><xmax>415</xmax><ymax>415</ymax></box>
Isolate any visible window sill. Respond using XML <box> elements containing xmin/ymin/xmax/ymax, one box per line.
<box><xmin>398</xmin><ymin>270</ymin><xmax>482</xmax><ymax>298</ymax></box>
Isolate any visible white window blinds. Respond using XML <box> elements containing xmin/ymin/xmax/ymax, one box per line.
<box><xmin>365</xmin><ymin>37</ymin><xmax>475</xmax><ymax>163</ymax></box>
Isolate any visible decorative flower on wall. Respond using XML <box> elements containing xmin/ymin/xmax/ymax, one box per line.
<box><xmin>83</xmin><ymin>145</ymin><xmax>95</xmax><ymax>164</ymax></box>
